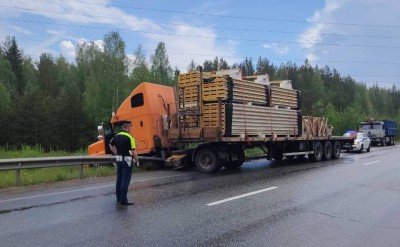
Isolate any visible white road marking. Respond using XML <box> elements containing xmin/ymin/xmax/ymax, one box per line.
<box><xmin>206</xmin><ymin>186</ymin><xmax>278</xmax><ymax>206</ymax></box>
<box><xmin>362</xmin><ymin>160</ymin><xmax>380</xmax><ymax>166</ymax></box>
<box><xmin>0</xmin><ymin>173</ymin><xmax>195</xmax><ymax>204</ymax></box>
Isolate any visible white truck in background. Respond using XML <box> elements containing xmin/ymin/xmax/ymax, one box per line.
<box><xmin>359</xmin><ymin>119</ymin><xmax>397</xmax><ymax>146</ymax></box>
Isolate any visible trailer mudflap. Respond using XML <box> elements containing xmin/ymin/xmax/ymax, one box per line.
<box><xmin>165</xmin><ymin>154</ymin><xmax>187</xmax><ymax>168</ymax></box>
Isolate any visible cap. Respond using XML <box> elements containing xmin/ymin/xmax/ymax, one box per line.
<box><xmin>121</xmin><ymin>120</ymin><xmax>132</xmax><ymax>126</ymax></box>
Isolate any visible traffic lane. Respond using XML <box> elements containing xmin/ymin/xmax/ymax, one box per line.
<box><xmin>88</xmin><ymin>147</ymin><xmax>400</xmax><ymax>247</ymax></box>
<box><xmin>0</xmin><ymin>146</ymin><xmax>398</xmax><ymax>246</ymax></box>
<box><xmin>0</xmin><ymin>150</ymin><xmax>349</xmax><ymax>213</ymax></box>
<box><xmin>0</xmin><ymin>156</ymin><xmax>350</xmax><ymax>246</ymax></box>
<box><xmin>0</xmin><ymin>142</ymin><xmax>393</xmax><ymax>210</ymax></box>
<box><xmin>0</xmin><ymin>169</ymin><xmax>203</xmax><ymax>212</ymax></box>
<box><xmin>0</xmin><ymin>167</ymin><xmax>283</xmax><ymax>246</ymax></box>
<box><xmin>200</xmin><ymin>147</ymin><xmax>400</xmax><ymax>246</ymax></box>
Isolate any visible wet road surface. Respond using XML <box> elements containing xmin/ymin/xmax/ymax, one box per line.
<box><xmin>1</xmin><ymin>145</ymin><xmax>400</xmax><ymax>246</ymax></box>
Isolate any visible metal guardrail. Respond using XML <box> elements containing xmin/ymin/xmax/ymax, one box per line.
<box><xmin>0</xmin><ymin>155</ymin><xmax>165</xmax><ymax>186</ymax></box>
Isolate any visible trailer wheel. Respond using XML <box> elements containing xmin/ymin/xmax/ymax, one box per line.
<box><xmin>195</xmin><ymin>147</ymin><xmax>222</xmax><ymax>173</ymax></box>
<box><xmin>331</xmin><ymin>141</ymin><xmax>341</xmax><ymax>159</ymax></box>
<box><xmin>309</xmin><ymin>141</ymin><xmax>323</xmax><ymax>162</ymax></box>
<box><xmin>322</xmin><ymin>141</ymin><xmax>332</xmax><ymax>160</ymax></box>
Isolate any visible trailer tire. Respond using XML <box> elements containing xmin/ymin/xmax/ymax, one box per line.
<box><xmin>322</xmin><ymin>141</ymin><xmax>332</xmax><ymax>160</ymax></box>
<box><xmin>309</xmin><ymin>141</ymin><xmax>323</xmax><ymax>162</ymax></box>
<box><xmin>194</xmin><ymin>147</ymin><xmax>223</xmax><ymax>173</ymax></box>
<box><xmin>331</xmin><ymin>141</ymin><xmax>341</xmax><ymax>159</ymax></box>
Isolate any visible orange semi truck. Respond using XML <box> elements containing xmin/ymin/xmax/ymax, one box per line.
<box><xmin>89</xmin><ymin>69</ymin><xmax>354</xmax><ymax>173</ymax></box>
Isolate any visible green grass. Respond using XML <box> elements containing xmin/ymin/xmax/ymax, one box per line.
<box><xmin>245</xmin><ymin>147</ymin><xmax>266</xmax><ymax>157</ymax></box>
<box><xmin>0</xmin><ymin>145</ymin><xmax>118</xmax><ymax>188</ymax></box>
<box><xmin>0</xmin><ymin>145</ymin><xmax>86</xmax><ymax>159</ymax></box>
<box><xmin>0</xmin><ymin>166</ymin><xmax>117</xmax><ymax>188</ymax></box>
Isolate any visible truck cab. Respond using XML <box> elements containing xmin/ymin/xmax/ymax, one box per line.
<box><xmin>359</xmin><ymin>120</ymin><xmax>397</xmax><ymax>146</ymax></box>
<box><xmin>88</xmin><ymin>82</ymin><xmax>176</xmax><ymax>156</ymax></box>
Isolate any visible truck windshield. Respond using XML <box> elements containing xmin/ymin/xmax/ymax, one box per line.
<box><xmin>359</xmin><ymin>125</ymin><xmax>371</xmax><ymax>130</ymax></box>
<box><xmin>359</xmin><ymin>124</ymin><xmax>381</xmax><ymax>130</ymax></box>
<box><xmin>102</xmin><ymin>122</ymin><xmax>114</xmax><ymax>154</ymax></box>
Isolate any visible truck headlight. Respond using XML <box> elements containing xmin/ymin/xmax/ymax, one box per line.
<box><xmin>97</xmin><ymin>125</ymin><xmax>103</xmax><ymax>135</ymax></box>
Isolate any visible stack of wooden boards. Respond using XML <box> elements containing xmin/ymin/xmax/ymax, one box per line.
<box><xmin>178</xmin><ymin>69</ymin><xmax>303</xmax><ymax>138</ymax></box>
<box><xmin>302</xmin><ymin>116</ymin><xmax>332</xmax><ymax>137</ymax></box>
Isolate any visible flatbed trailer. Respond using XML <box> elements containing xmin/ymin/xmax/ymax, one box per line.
<box><xmin>166</xmin><ymin>127</ymin><xmax>353</xmax><ymax>173</ymax></box>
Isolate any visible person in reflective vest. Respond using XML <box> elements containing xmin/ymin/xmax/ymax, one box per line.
<box><xmin>109</xmin><ymin>120</ymin><xmax>139</xmax><ymax>206</ymax></box>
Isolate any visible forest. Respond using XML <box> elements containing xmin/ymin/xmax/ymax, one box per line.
<box><xmin>0</xmin><ymin>31</ymin><xmax>399</xmax><ymax>152</ymax></box>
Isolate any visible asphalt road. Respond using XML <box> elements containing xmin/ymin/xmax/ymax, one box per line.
<box><xmin>1</xmin><ymin>145</ymin><xmax>400</xmax><ymax>247</ymax></box>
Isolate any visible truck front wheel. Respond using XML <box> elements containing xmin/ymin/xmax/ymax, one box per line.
<box><xmin>195</xmin><ymin>147</ymin><xmax>223</xmax><ymax>173</ymax></box>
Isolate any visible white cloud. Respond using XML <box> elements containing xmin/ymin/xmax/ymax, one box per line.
<box><xmin>305</xmin><ymin>53</ymin><xmax>319</xmax><ymax>64</ymax></box>
<box><xmin>8</xmin><ymin>25</ymin><xmax>32</xmax><ymax>35</ymax></box>
<box><xmin>59</xmin><ymin>38</ymin><xmax>105</xmax><ymax>61</ymax></box>
<box><xmin>1</xmin><ymin>0</ymin><xmax>160</xmax><ymax>31</ymax></box>
<box><xmin>299</xmin><ymin>0</ymin><xmax>400</xmax><ymax>86</ymax></box>
<box><xmin>263</xmin><ymin>43</ymin><xmax>289</xmax><ymax>55</ymax></box>
<box><xmin>59</xmin><ymin>40</ymin><xmax>76</xmax><ymax>60</ymax></box>
<box><xmin>93</xmin><ymin>40</ymin><xmax>105</xmax><ymax>52</ymax></box>
<box><xmin>298</xmin><ymin>0</ymin><xmax>342</xmax><ymax>57</ymax></box>
<box><xmin>0</xmin><ymin>0</ymin><xmax>240</xmax><ymax>70</ymax></box>
<box><xmin>142</xmin><ymin>21</ymin><xmax>238</xmax><ymax>72</ymax></box>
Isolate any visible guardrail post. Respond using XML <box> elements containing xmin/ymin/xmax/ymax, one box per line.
<box><xmin>79</xmin><ymin>165</ymin><xmax>84</xmax><ymax>179</ymax></box>
<box><xmin>15</xmin><ymin>169</ymin><xmax>22</xmax><ymax>186</ymax></box>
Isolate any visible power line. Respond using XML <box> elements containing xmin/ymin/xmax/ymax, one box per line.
<box><xmin>55</xmin><ymin>0</ymin><xmax>400</xmax><ymax>29</ymax></box>
<box><xmin>158</xmin><ymin>50</ymin><xmax>400</xmax><ymax>66</ymax></box>
<box><xmin>2</xmin><ymin>35</ymin><xmax>400</xmax><ymax>67</ymax></box>
<box><xmin>1</xmin><ymin>11</ymin><xmax>399</xmax><ymax>49</ymax></box>
<box><xmin>2</xmin><ymin>17</ymin><xmax>400</xmax><ymax>40</ymax></box>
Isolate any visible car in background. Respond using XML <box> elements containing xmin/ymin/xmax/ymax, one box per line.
<box><xmin>342</xmin><ymin>131</ymin><xmax>371</xmax><ymax>153</ymax></box>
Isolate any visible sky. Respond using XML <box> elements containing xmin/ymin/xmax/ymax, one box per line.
<box><xmin>0</xmin><ymin>0</ymin><xmax>400</xmax><ymax>88</ymax></box>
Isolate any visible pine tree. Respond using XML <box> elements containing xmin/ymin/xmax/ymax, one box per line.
<box><xmin>187</xmin><ymin>59</ymin><xmax>197</xmax><ymax>71</ymax></box>
<box><xmin>150</xmin><ymin>42</ymin><xmax>174</xmax><ymax>85</ymax></box>
<box><xmin>255</xmin><ymin>56</ymin><xmax>276</xmax><ymax>79</ymax></box>
<box><xmin>37</xmin><ymin>53</ymin><xmax>59</xmax><ymax>97</ymax></box>
<box><xmin>130</xmin><ymin>45</ymin><xmax>151</xmax><ymax>89</ymax></box>
<box><xmin>2</xmin><ymin>36</ymin><xmax>24</xmax><ymax>95</ymax></box>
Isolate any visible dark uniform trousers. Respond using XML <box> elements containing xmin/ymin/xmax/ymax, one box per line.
<box><xmin>116</xmin><ymin>160</ymin><xmax>132</xmax><ymax>204</ymax></box>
